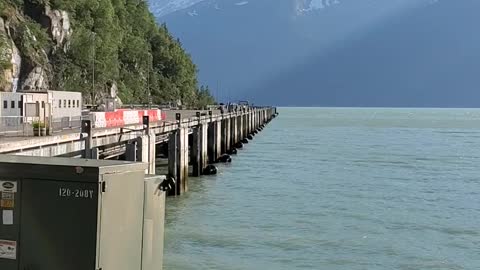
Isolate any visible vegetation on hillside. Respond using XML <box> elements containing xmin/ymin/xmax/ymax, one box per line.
<box><xmin>0</xmin><ymin>0</ymin><xmax>215</xmax><ymax>107</ymax></box>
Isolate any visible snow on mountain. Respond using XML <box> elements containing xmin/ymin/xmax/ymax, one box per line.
<box><xmin>148</xmin><ymin>0</ymin><xmax>207</xmax><ymax>17</ymax></box>
<box><xmin>235</xmin><ymin>1</ymin><xmax>249</xmax><ymax>6</ymax></box>
<box><xmin>298</xmin><ymin>0</ymin><xmax>341</xmax><ymax>14</ymax></box>
<box><xmin>150</xmin><ymin>0</ymin><xmax>344</xmax><ymax>18</ymax></box>
<box><xmin>150</xmin><ymin>0</ymin><xmax>440</xmax><ymax>19</ymax></box>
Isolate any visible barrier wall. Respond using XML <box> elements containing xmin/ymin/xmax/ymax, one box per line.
<box><xmin>92</xmin><ymin>109</ymin><xmax>165</xmax><ymax>128</ymax></box>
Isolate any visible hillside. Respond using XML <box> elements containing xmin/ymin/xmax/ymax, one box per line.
<box><xmin>0</xmin><ymin>0</ymin><xmax>214</xmax><ymax>107</ymax></box>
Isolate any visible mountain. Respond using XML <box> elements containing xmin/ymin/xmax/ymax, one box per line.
<box><xmin>151</xmin><ymin>0</ymin><xmax>480</xmax><ymax>107</ymax></box>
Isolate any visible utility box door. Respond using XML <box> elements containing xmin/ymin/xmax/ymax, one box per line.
<box><xmin>98</xmin><ymin>171</ymin><xmax>145</xmax><ymax>270</ymax></box>
<box><xmin>0</xmin><ymin>180</ymin><xmax>21</xmax><ymax>270</ymax></box>
<box><xmin>142</xmin><ymin>176</ymin><xmax>166</xmax><ymax>270</ymax></box>
<box><xmin>19</xmin><ymin>179</ymin><xmax>99</xmax><ymax>270</ymax></box>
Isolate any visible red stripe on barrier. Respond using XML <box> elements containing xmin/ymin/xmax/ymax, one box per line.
<box><xmin>91</xmin><ymin>109</ymin><xmax>165</xmax><ymax>128</ymax></box>
<box><xmin>104</xmin><ymin>111</ymin><xmax>124</xmax><ymax>128</ymax></box>
<box><xmin>147</xmin><ymin>110</ymin><xmax>158</xmax><ymax>122</ymax></box>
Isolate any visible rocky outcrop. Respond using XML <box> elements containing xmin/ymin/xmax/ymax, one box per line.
<box><xmin>0</xmin><ymin>17</ymin><xmax>22</xmax><ymax>92</ymax></box>
<box><xmin>0</xmin><ymin>5</ymin><xmax>72</xmax><ymax>92</ymax></box>
<box><xmin>22</xmin><ymin>66</ymin><xmax>48</xmax><ymax>91</ymax></box>
<box><xmin>45</xmin><ymin>6</ymin><xmax>72</xmax><ymax>52</ymax></box>
<box><xmin>95</xmin><ymin>81</ymin><xmax>123</xmax><ymax>110</ymax></box>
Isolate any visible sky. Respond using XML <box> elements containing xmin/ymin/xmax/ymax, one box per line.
<box><xmin>156</xmin><ymin>0</ymin><xmax>480</xmax><ymax>107</ymax></box>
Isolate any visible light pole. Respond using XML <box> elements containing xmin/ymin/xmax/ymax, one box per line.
<box><xmin>91</xmin><ymin>31</ymin><xmax>96</xmax><ymax>105</ymax></box>
<box><xmin>147</xmin><ymin>52</ymin><xmax>152</xmax><ymax>107</ymax></box>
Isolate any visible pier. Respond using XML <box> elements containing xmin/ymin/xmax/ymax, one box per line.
<box><xmin>0</xmin><ymin>106</ymin><xmax>278</xmax><ymax>196</ymax></box>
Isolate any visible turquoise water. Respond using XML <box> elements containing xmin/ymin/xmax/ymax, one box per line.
<box><xmin>164</xmin><ymin>108</ymin><xmax>480</xmax><ymax>270</ymax></box>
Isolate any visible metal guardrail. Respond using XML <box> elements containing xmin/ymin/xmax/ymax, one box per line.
<box><xmin>0</xmin><ymin>107</ymin><xmax>266</xmax><ymax>139</ymax></box>
<box><xmin>0</xmin><ymin>116</ymin><xmax>34</xmax><ymax>137</ymax></box>
<box><xmin>0</xmin><ymin>116</ymin><xmax>82</xmax><ymax>137</ymax></box>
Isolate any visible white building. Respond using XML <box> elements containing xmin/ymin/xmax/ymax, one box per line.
<box><xmin>0</xmin><ymin>92</ymin><xmax>23</xmax><ymax>127</ymax></box>
<box><xmin>0</xmin><ymin>90</ymin><xmax>82</xmax><ymax>131</ymax></box>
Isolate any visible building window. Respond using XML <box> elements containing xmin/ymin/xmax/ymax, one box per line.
<box><xmin>41</xmin><ymin>101</ymin><xmax>45</xmax><ymax>108</ymax></box>
<box><xmin>64</xmin><ymin>100</ymin><xmax>66</xmax><ymax>108</ymax></box>
<box><xmin>77</xmin><ymin>100</ymin><xmax>80</xmax><ymax>108</ymax></box>
<box><xmin>11</xmin><ymin>101</ymin><xmax>15</xmax><ymax>109</ymax></box>
<box><xmin>59</xmin><ymin>100</ymin><xmax>62</xmax><ymax>108</ymax></box>
<box><xmin>3</xmin><ymin>100</ymin><xmax>7</xmax><ymax>109</ymax></box>
<box><xmin>68</xmin><ymin>100</ymin><xmax>71</xmax><ymax>108</ymax></box>
<box><xmin>18</xmin><ymin>101</ymin><xmax>22</xmax><ymax>109</ymax></box>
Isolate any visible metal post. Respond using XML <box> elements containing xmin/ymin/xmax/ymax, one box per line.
<box><xmin>143</xmin><ymin>115</ymin><xmax>150</xmax><ymax>134</ymax></box>
<box><xmin>91</xmin><ymin>32</ymin><xmax>96</xmax><ymax>104</ymax></box>
<box><xmin>196</xmin><ymin>111</ymin><xmax>201</xmax><ymax>125</ymax></box>
<box><xmin>81</xmin><ymin>119</ymin><xmax>92</xmax><ymax>158</ymax></box>
<box><xmin>176</xmin><ymin>113</ymin><xmax>181</xmax><ymax>128</ymax></box>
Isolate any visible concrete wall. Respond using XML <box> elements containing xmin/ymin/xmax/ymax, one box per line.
<box><xmin>0</xmin><ymin>92</ymin><xmax>22</xmax><ymax>117</ymax></box>
<box><xmin>48</xmin><ymin>91</ymin><xmax>82</xmax><ymax>120</ymax></box>
<box><xmin>0</xmin><ymin>92</ymin><xmax>23</xmax><ymax>128</ymax></box>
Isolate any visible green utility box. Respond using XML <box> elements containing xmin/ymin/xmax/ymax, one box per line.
<box><xmin>0</xmin><ymin>155</ymin><xmax>164</xmax><ymax>270</ymax></box>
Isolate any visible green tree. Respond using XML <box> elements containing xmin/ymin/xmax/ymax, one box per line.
<box><xmin>0</xmin><ymin>0</ymin><xmax>216</xmax><ymax>106</ymax></box>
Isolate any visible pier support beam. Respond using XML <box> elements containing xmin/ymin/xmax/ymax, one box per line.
<box><xmin>226</xmin><ymin>118</ymin><xmax>231</xmax><ymax>151</ymax></box>
<box><xmin>91</xmin><ymin>147</ymin><xmax>100</xmax><ymax>159</ymax></box>
<box><xmin>241</xmin><ymin>115</ymin><xmax>245</xmax><ymax>138</ymax></box>
<box><xmin>192</xmin><ymin>124</ymin><xmax>208</xmax><ymax>176</ymax></box>
<box><xmin>148</xmin><ymin>131</ymin><xmax>156</xmax><ymax>174</ymax></box>
<box><xmin>208</xmin><ymin>121</ymin><xmax>221</xmax><ymax>163</ymax></box>
<box><xmin>250</xmin><ymin>111</ymin><xmax>254</xmax><ymax>133</ymax></box>
<box><xmin>191</xmin><ymin>127</ymin><xmax>201</xmax><ymax>177</ymax></box>
<box><xmin>178</xmin><ymin>127</ymin><xmax>189</xmax><ymax>194</ymax></box>
<box><xmin>168</xmin><ymin>132</ymin><xmax>177</xmax><ymax>196</ymax></box>
<box><xmin>208</xmin><ymin>123</ymin><xmax>214</xmax><ymax>163</ymax></box>
<box><xmin>238</xmin><ymin>115</ymin><xmax>243</xmax><ymax>140</ymax></box>
<box><xmin>125</xmin><ymin>141</ymin><xmax>137</xmax><ymax>161</ymax></box>
<box><xmin>215</xmin><ymin>121</ymin><xmax>222</xmax><ymax>158</ymax></box>
<box><xmin>244</xmin><ymin>114</ymin><xmax>248</xmax><ymax>137</ymax></box>
<box><xmin>201</xmin><ymin>124</ymin><xmax>208</xmax><ymax>169</ymax></box>
<box><xmin>230</xmin><ymin>114</ymin><xmax>237</xmax><ymax>145</ymax></box>
<box><xmin>247</xmin><ymin>111</ymin><xmax>251</xmax><ymax>135</ymax></box>
<box><xmin>138</xmin><ymin>131</ymin><xmax>156</xmax><ymax>175</ymax></box>
<box><xmin>168</xmin><ymin>127</ymin><xmax>189</xmax><ymax>196</ymax></box>
<box><xmin>221</xmin><ymin>118</ymin><xmax>231</xmax><ymax>153</ymax></box>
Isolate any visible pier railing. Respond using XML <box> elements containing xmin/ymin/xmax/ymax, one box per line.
<box><xmin>0</xmin><ymin>116</ymin><xmax>82</xmax><ymax>137</ymax></box>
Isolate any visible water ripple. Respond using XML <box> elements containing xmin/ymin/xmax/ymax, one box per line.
<box><xmin>164</xmin><ymin>108</ymin><xmax>480</xmax><ymax>270</ymax></box>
